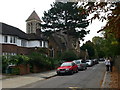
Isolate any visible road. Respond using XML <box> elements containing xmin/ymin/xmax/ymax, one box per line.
<box><xmin>21</xmin><ymin>62</ymin><xmax>105</xmax><ymax>88</ymax></box>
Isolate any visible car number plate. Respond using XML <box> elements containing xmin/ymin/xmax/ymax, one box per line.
<box><xmin>60</xmin><ymin>71</ymin><xmax>65</xmax><ymax>73</ymax></box>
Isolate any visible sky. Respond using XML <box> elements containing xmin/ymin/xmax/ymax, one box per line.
<box><xmin>0</xmin><ymin>0</ymin><xmax>107</xmax><ymax>45</ymax></box>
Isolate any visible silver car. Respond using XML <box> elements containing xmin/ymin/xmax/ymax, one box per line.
<box><xmin>73</xmin><ymin>60</ymin><xmax>87</xmax><ymax>70</ymax></box>
<box><xmin>86</xmin><ymin>60</ymin><xmax>93</xmax><ymax>66</ymax></box>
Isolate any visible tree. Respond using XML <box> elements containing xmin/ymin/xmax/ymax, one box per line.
<box><xmin>80</xmin><ymin>2</ymin><xmax>120</xmax><ymax>58</ymax></box>
<box><xmin>41</xmin><ymin>2</ymin><xmax>89</xmax><ymax>50</ymax></box>
<box><xmin>82</xmin><ymin>2</ymin><xmax>120</xmax><ymax>42</ymax></box>
<box><xmin>80</xmin><ymin>41</ymin><xmax>95</xmax><ymax>59</ymax></box>
<box><xmin>61</xmin><ymin>50</ymin><xmax>78</xmax><ymax>61</ymax></box>
<box><xmin>92</xmin><ymin>35</ymin><xmax>120</xmax><ymax>58</ymax></box>
<box><xmin>92</xmin><ymin>36</ymin><xmax>105</xmax><ymax>58</ymax></box>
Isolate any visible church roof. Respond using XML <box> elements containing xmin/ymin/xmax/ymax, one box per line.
<box><xmin>26</xmin><ymin>11</ymin><xmax>41</xmax><ymax>22</ymax></box>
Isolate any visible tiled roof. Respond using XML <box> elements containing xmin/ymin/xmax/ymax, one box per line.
<box><xmin>1</xmin><ymin>22</ymin><xmax>47</xmax><ymax>41</ymax></box>
<box><xmin>1</xmin><ymin>22</ymin><xmax>27</xmax><ymax>39</ymax></box>
<box><xmin>26</xmin><ymin>11</ymin><xmax>41</xmax><ymax>22</ymax></box>
<box><xmin>27</xmin><ymin>33</ymin><xmax>47</xmax><ymax>41</ymax></box>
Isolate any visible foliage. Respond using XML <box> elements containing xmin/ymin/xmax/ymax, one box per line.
<box><xmin>2</xmin><ymin>55</ymin><xmax>30</xmax><ymax>73</ymax></box>
<box><xmin>82</xmin><ymin>2</ymin><xmax>120</xmax><ymax>41</ymax></box>
<box><xmin>2</xmin><ymin>56</ymin><xmax>8</xmax><ymax>73</ymax></box>
<box><xmin>92</xmin><ymin>36</ymin><xmax>106</xmax><ymax>58</ymax></box>
<box><xmin>80</xmin><ymin>40</ymin><xmax>95</xmax><ymax>59</ymax></box>
<box><xmin>92</xmin><ymin>35</ymin><xmax>120</xmax><ymax>58</ymax></box>
<box><xmin>37</xmin><ymin>48</ymin><xmax>48</xmax><ymax>54</ymax></box>
<box><xmin>11</xmin><ymin>68</ymin><xmax>20</xmax><ymax>75</ymax></box>
<box><xmin>80</xmin><ymin>2</ymin><xmax>120</xmax><ymax>58</ymax></box>
<box><xmin>41</xmin><ymin>2</ymin><xmax>89</xmax><ymax>40</ymax></box>
<box><xmin>9</xmin><ymin>55</ymin><xmax>30</xmax><ymax>65</ymax></box>
<box><xmin>61</xmin><ymin>50</ymin><xmax>78</xmax><ymax>61</ymax></box>
<box><xmin>29</xmin><ymin>52</ymin><xmax>55</xmax><ymax>68</ymax></box>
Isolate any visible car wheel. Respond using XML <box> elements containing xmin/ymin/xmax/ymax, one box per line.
<box><xmin>76</xmin><ymin>69</ymin><xmax>78</xmax><ymax>73</ymax></box>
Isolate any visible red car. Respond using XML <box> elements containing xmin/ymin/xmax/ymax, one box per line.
<box><xmin>56</xmin><ymin>61</ymin><xmax>78</xmax><ymax>75</ymax></box>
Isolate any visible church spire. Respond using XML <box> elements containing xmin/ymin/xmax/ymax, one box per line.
<box><xmin>26</xmin><ymin>10</ymin><xmax>41</xmax><ymax>22</ymax></box>
<box><xmin>26</xmin><ymin>11</ymin><xmax>41</xmax><ymax>34</ymax></box>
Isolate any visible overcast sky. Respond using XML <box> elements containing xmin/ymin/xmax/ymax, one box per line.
<box><xmin>0</xmin><ymin>0</ymin><xmax>107</xmax><ymax>45</ymax></box>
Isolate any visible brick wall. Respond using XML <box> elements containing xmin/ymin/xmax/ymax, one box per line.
<box><xmin>2</xmin><ymin>44</ymin><xmax>36</xmax><ymax>55</ymax></box>
<box><xmin>18</xmin><ymin>64</ymin><xmax>30</xmax><ymax>75</ymax></box>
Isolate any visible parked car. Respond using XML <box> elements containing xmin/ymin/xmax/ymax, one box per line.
<box><xmin>86</xmin><ymin>60</ymin><xmax>93</xmax><ymax>66</ymax></box>
<box><xmin>93</xmin><ymin>59</ymin><xmax>99</xmax><ymax>64</ymax></box>
<box><xmin>73</xmin><ymin>60</ymin><xmax>87</xmax><ymax>70</ymax></box>
<box><xmin>56</xmin><ymin>61</ymin><xmax>78</xmax><ymax>75</ymax></box>
<box><xmin>99</xmin><ymin>58</ymin><xmax>105</xmax><ymax>61</ymax></box>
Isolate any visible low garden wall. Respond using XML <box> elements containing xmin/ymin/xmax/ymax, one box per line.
<box><xmin>8</xmin><ymin>64</ymin><xmax>30</xmax><ymax>75</ymax></box>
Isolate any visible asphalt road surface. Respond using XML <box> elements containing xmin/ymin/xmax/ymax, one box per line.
<box><xmin>21</xmin><ymin>62</ymin><xmax>105</xmax><ymax>88</ymax></box>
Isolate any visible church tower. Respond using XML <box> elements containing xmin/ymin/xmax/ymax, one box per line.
<box><xmin>26</xmin><ymin>10</ymin><xmax>41</xmax><ymax>34</ymax></box>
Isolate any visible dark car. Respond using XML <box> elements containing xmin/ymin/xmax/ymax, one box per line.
<box><xmin>56</xmin><ymin>61</ymin><xmax>78</xmax><ymax>75</ymax></box>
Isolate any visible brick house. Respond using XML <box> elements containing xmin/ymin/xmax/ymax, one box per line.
<box><xmin>0</xmin><ymin>11</ymin><xmax>48</xmax><ymax>56</ymax></box>
<box><xmin>0</xmin><ymin>10</ymin><xmax>81</xmax><ymax>57</ymax></box>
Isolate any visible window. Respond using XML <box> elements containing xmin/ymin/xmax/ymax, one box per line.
<box><xmin>36</xmin><ymin>23</ymin><xmax>38</xmax><ymax>29</ymax></box>
<box><xmin>9</xmin><ymin>36</ymin><xmax>16</xmax><ymax>43</ymax></box>
<box><xmin>21</xmin><ymin>40</ymin><xmax>27</xmax><ymax>47</ymax></box>
<box><xmin>13</xmin><ymin>37</ymin><xmax>16</xmax><ymax>43</ymax></box>
<box><xmin>2</xmin><ymin>52</ymin><xmax>5</xmax><ymax>55</ymax></box>
<box><xmin>45</xmin><ymin>42</ymin><xmax>48</xmax><ymax>48</ymax></box>
<box><xmin>4</xmin><ymin>36</ymin><xmax>8</xmax><ymax>43</ymax></box>
<box><xmin>10</xmin><ymin>37</ymin><xmax>12</xmax><ymax>43</ymax></box>
<box><xmin>72</xmin><ymin>62</ymin><xmax>75</xmax><ymax>66</ymax></box>
<box><xmin>28</xmin><ymin>24</ymin><xmax>30</xmax><ymax>33</ymax></box>
<box><xmin>40</xmin><ymin>41</ymin><xmax>42</xmax><ymax>47</ymax></box>
<box><xmin>31</xmin><ymin>23</ymin><xmax>33</xmax><ymax>33</ymax></box>
<box><xmin>43</xmin><ymin>41</ymin><xmax>46</xmax><ymax>47</ymax></box>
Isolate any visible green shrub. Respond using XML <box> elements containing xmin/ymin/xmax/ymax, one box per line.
<box><xmin>2</xmin><ymin>55</ymin><xmax>30</xmax><ymax>73</ymax></box>
<box><xmin>61</xmin><ymin>50</ymin><xmax>78</xmax><ymax>61</ymax></box>
<box><xmin>2</xmin><ymin>56</ymin><xmax>9</xmax><ymax>73</ymax></box>
<box><xmin>11</xmin><ymin>68</ymin><xmax>20</xmax><ymax>75</ymax></box>
<box><xmin>29</xmin><ymin>52</ymin><xmax>55</xmax><ymax>68</ymax></box>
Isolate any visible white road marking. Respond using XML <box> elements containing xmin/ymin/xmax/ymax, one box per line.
<box><xmin>68</xmin><ymin>87</ymin><xmax>80</xmax><ymax>90</ymax></box>
<box><xmin>101</xmin><ymin>72</ymin><xmax>107</xmax><ymax>88</ymax></box>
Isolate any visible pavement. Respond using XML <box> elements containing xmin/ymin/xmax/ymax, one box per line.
<box><xmin>101</xmin><ymin>71</ymin><xmax>111</xmax><ymax>88</ymax></box>
<box><xmin>0</xmin><ymin>69</ymin><xmax>111</xmax><ymax>89</ymax></box>
<box><xmin>1</xmin><ymin>70</ymin><xmax>57</xmax><ymax>88</ymax></box>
